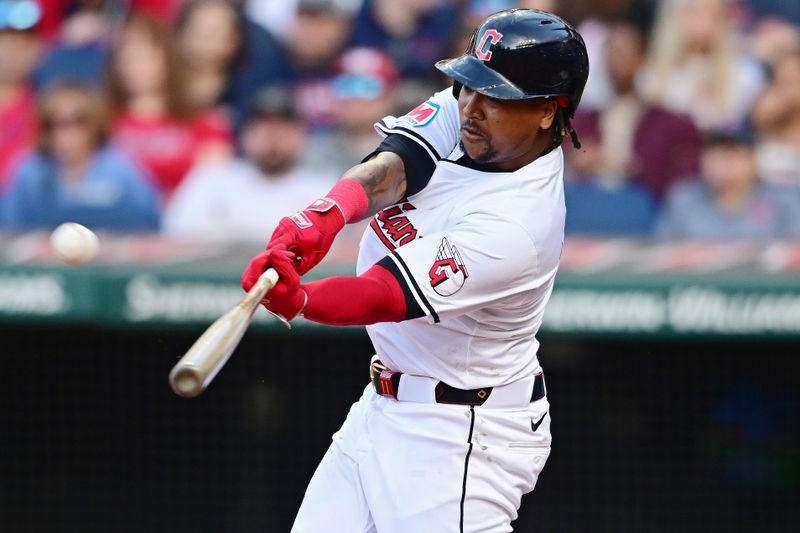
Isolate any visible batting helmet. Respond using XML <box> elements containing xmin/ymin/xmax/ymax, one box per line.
<box><xmin>436</xmin><ymin>9</ymin><xmax>589</xmax><ymax>118</ymax></box>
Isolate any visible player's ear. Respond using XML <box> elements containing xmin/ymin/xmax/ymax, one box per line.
<box><xmin>538</xmin><ymin>100</ymin><xmax>558</xmax><ymax>131</ymax></box>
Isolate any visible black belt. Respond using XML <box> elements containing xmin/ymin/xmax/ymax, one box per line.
<box><xmin>370</xmin><ymin>359</ymin><xmax>545</xmax><ymax>406</ymax></box>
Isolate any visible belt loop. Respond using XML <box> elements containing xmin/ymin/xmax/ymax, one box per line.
<box><xmin>530</xmin><ymin>373</ymin><xmax>545</xmax><ymax>402</ymax></box>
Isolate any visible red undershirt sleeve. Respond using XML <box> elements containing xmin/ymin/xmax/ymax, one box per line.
<box><xmin>300</xmin><ymin>264</ymin><xmax>410</xmax><ymax>326</ymax></box>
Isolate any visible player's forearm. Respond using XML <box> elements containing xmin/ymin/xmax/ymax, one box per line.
<box><xmin>300</xmin><ymin>265</ymin><xmax>406</xmax><ymax>326</ymax></box>
<box><xmin>246</xmin><ymin>152</ymin><xmax>407</xmax><ymax>278</ymax></box>
<box><xmin>341</xmin><ymin>151</ymin><xmax>407</xmax><ymax>220</ymax></box>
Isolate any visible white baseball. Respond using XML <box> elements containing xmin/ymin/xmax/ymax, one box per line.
<box><xmin>50</xmin><ymin>222</ymin><xmax>100</xmax><ymax>265</ymax></box>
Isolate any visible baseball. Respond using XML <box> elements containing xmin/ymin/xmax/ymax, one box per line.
<box><xmin>50</xmin><ymin>222</ymin><xmax>100</xmax><ymax>265</ymax></box>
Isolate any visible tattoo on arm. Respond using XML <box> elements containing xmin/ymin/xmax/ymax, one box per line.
<box><xmin>342</xmin><ymin>152</ymin><xmax>407</xmax><ymax>219</ymax></box>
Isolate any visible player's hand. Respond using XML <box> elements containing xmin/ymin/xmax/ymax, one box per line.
<box><xmin>242</xmin><ymin>249</ymin><xmax>307</xmax><ymax>321</ymax></box>
<box><xmin>265</xmin><ymin>198</ymin><xmax>346</xmax><ymax>275</ymax></box>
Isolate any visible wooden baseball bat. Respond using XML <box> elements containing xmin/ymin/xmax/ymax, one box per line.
<box><xmin>169</xmin><ymin>268</ymin><xmax>279</xmax><ymax>398</ymax></box>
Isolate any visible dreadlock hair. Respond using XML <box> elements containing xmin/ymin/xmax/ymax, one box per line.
<box><xmin>555</xmin><ymin>107</ymin><xmax>582</xmax><ymax>150</ymax></box>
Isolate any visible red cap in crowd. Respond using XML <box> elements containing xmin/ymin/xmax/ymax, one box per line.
<box><xmin>332</xmin><ymin>47</ymin><xmax>400</xmax><ymax>101</ymax></box>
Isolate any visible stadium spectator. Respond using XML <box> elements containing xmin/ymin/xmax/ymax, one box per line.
<box><xmin>640</xmin><ymin>0</ymin><xmax>765</xmax><ymax>132</ymax></box>
<box><xmin>751</xmin><ymin>50</ymin><xmax>800</xmax><ymax>187</ymax></box>
<box><xmin>284</xmin><ymin>0</ymin><xmax>360</xmax><ymax>128</ymax></box>
<box><xmin>573</xmin><ymin>0</ymin><xmax>655</xmax><ymax>111</ymax></box>
<box><xmin>747</xmin><ymin>16</ymin><xmax>800</xmax><ymax>68</ymax></box>
<box><xmin>563</xmin><ymin>16</ymin><xmax>688</xmax><ymax>237</ymax></box>
<box><xmin>568</xmin><ymin>18</ymin><xmax>701</xmax><ymax>201</ymax></box>
<box><xmin>177</xmin><ymin>0</ymin><xmax>244</xmax><ymax>113</ymax></box>
<box><xmin>0</xmin><ymin>1</ymin><xmax>41</xmax><ymax>196</ymax></box>
<box><xmin>162</xmin><ymin>85</ymin><xmax>337</xmax><ymax>242</ymax></box>
<box><xmin>5</xmin><ymin>80</ymin><xmax>159</xmax><ymax>231</ymax></box>
<box><xmin>349</xmin><ymin>0</ymin><xmax>459</xmax><ymax>80</ymax></box>
<box><xmin>308</xmin><ymin>47</ymin><xmax>399</xmax><ymax>175</ymax></box>
<box><xmin>176</xmin><ymin>0</ymin><xmax>290</xmax><ymax>130</ymax></box>
<box><xmin>655</xmin><ymin>130</ymin><xmax>800</xmax><ymax>240</ymax></box>
<box><xmin>34</xmin><ymin>0</ymin><xmax>121</xmax><ymax>89</ymax></box>
<box><xmin>108</xmin><ymin>14</ymin><xmax>233</xmax><ymax>197</ymax></box>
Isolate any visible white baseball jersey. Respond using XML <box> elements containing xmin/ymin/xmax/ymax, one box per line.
<box><xmin>355</xmin><ymin>87</ymin><xmax>566</xmax><ymax>390</ymax></box>
<box><xmin>294</xmin><ymin>87</ymin><xmax>560</xmax><ymax>533</ymax></box>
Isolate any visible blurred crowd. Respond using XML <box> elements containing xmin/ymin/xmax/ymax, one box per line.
<box><xmin>1</xmin><ymin>0</ymin><xmax>800</xmax><ymax>242</ymax></box>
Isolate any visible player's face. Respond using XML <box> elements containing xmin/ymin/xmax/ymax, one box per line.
<box><xmin>458</xmin><ymin>86</ymin><xmax>558</xmax><ymax>171</ymax></box>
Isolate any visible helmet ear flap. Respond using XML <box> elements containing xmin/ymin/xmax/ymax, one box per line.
<box><xmin>452</xmin><ymin>81</ymin><xmax>463</xmax><ymax>99</ymax></box>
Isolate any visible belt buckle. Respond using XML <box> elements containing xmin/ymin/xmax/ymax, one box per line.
<box><xmin>369</xmin><ymin>360</ymin><xmax>387</xmax><ymax>382</ymax></box>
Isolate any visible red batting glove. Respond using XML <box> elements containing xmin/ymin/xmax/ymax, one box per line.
<box><xmin>265</xmin><ymin>198</ymin><xmax>346</xmax><ymax>276</ymax></box>
<box><xmin>242</xmin><ymin>249</ymin><xmax>307</xmax><ymax>321</ymax></box>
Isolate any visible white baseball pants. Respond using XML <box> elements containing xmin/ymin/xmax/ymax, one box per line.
<box><xmin>291</xmin><ymin>385</ymin><xmax>551</xmax><ymax>533</ymax></box>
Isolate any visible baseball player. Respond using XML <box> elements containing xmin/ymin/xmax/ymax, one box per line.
<box><xmin>241</xmin><ymin>9</ymin><xmax>589</xmax><ymax>532</ymax></box>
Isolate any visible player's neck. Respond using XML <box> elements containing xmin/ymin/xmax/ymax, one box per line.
<box><xmin>491</xmin><ymin>134</ymin><xmax>556</xmax><ymax>172</ymax></box>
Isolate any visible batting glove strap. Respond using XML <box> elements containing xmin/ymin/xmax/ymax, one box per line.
<box><xmin>265</xmin><ymin>204</ymin><xmax>346</xmax><ymax>276</ymax></box>
<box><xmin>263</xmin><ymin>290</ymin><xmax>307</xmax><ymax>327</ymax></box>
<box><xmin>295</xmin><ymin>290</ymin><xmax>309</xmax><ymax>319</ymax></box>
<box><xmin>287</xmin><ymin>198</ymin><xmax>346</xmax><ymax>234</ymax></box>
<box><xmin>264</xmin><ymin>308</ymin><xmax>293</xmax><ymax>329</ymax></box>
<box><xmin>305</xmin><ymin>197</ymin><xmax>345</xmax><ymax>219</ymax></box>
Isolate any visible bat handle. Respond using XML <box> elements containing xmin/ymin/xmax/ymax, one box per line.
<box><xmin>239</xmin><ymin>267</ymin><xmax>280</xmax><ymax>313</ymax></box>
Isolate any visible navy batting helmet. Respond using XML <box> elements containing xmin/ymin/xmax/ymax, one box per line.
<box><xmin>436</xmin><ymin>9</ymin><xmax>589</xmax><ymax>118</ymax></box>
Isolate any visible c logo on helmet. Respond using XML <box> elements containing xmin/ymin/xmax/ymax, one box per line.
<box><xmin>475</xmin><ymin>29</ymin><xmax>504</xmax><ymax>61</ymax></box>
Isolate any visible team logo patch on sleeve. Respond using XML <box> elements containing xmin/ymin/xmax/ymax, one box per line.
<box><xmin>404</xmin><ymin>101</ymin><xmax>440</xmax><ymax>127</ymax></box>
<box><xmin>428</xmin><ymin>237</ymin><xmax>469</xmax><ymax>296</ymax></box>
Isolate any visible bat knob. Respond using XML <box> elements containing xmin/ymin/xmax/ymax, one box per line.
<box><xmin>169</xmin><ymin>366</ymin><xmax>205</xmax><ymax>398</ymax></box>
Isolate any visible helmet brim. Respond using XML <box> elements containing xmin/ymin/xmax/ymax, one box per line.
<box><xmin>436</xmin><ymin>54</ymin><xmax>559</xmax><ymax>100</ymax></box>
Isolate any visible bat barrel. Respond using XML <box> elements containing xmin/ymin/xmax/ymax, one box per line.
<box><xmin>169</xmin><ymin>364</ymin><xmax>206</xmax><ymax>398</ymax></box>
<box><xmin>167</xmin><ymin>268</ymin><xmax>279</xmax><ymax>398</ymax></box>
